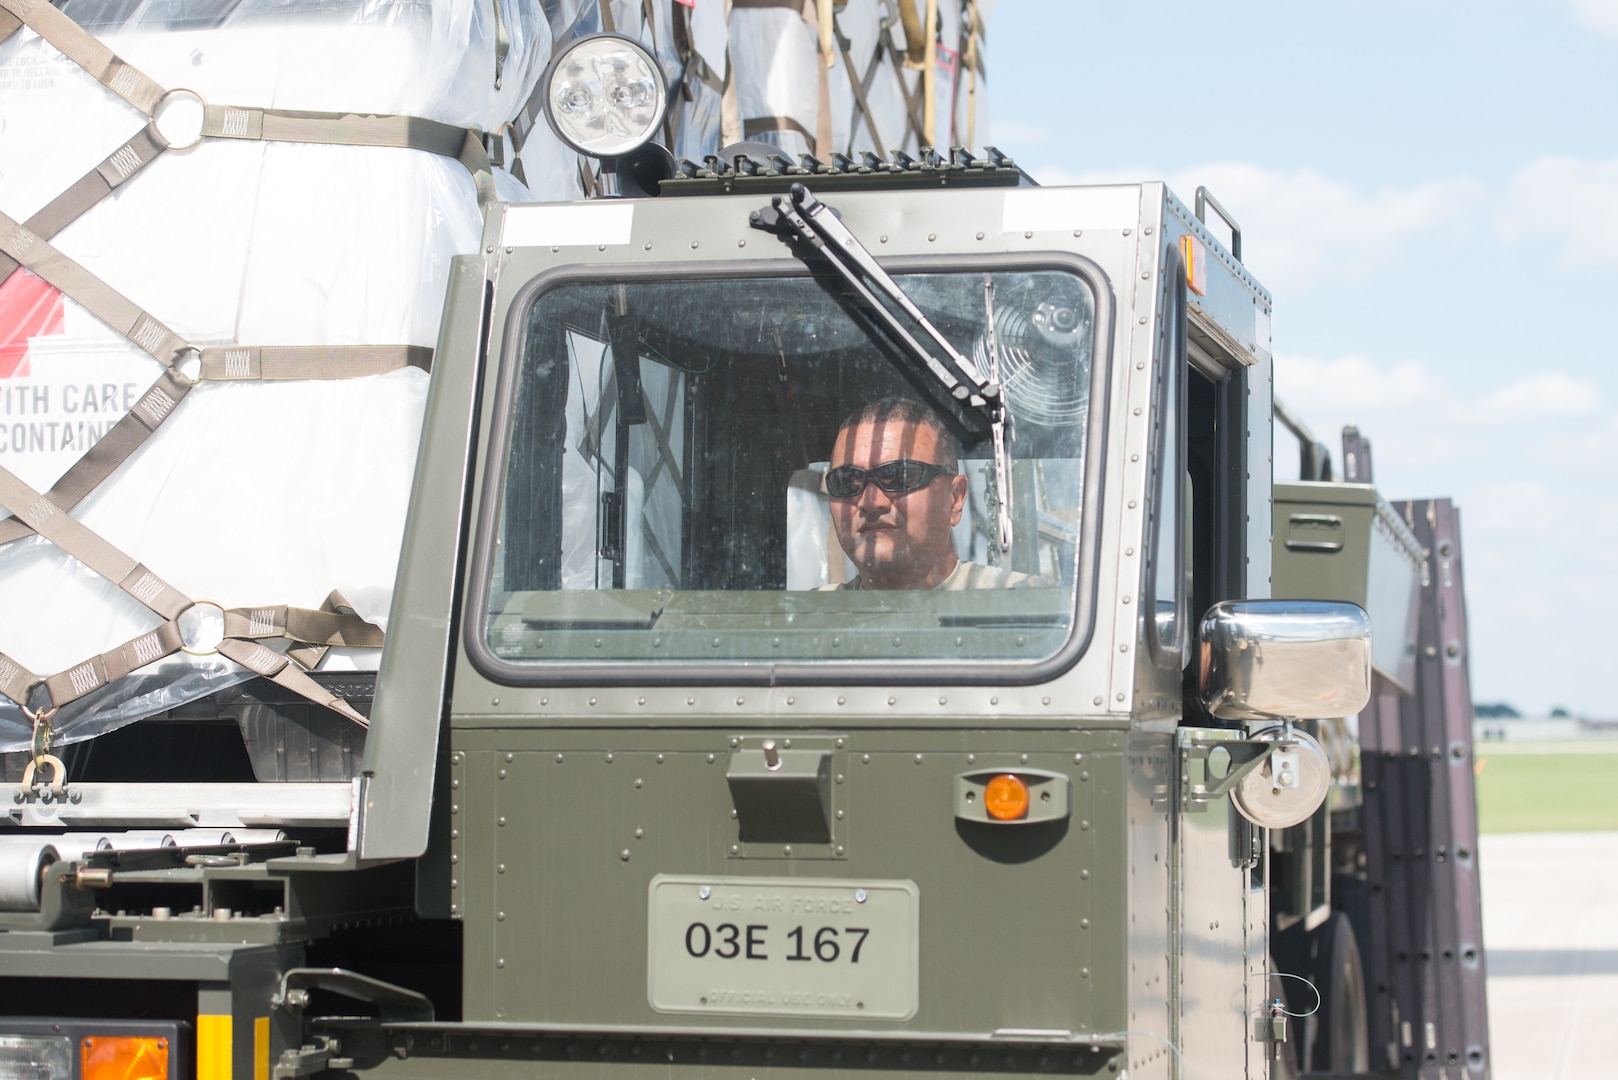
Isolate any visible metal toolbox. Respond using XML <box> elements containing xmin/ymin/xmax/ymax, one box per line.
<box><xmin>1272</xmin><ymin>481</ymin><xmax>1424</xmax><ymax>692</ymax></box>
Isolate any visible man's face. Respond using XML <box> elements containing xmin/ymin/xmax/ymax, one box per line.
<box><xmin>829</xmin><ymin>417</ymin><xmax>968</xmax><ymax>590</ymax></box>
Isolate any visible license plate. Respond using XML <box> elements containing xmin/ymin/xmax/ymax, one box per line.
<box><xmin>647</xmin><ymin>875</ymin><xmax>918</xmax><ymax>1020</ymax></box>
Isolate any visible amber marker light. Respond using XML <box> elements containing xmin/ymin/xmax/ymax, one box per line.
<box><xmin>1181</xmin><ymin>234</ymin><xmax>1208</xmax><ymax>297</ymax></box>
<box><xmin>82</xmin><ymin>1035</ymin><xmax>168</xmax><ymax>1080</ymax></box>
<box><xmin>983</xmin><ymin>774</ymin><xmax>1030</xmax><ymax>821</ymax></box>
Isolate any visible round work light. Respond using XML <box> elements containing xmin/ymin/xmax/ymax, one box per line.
<box><xmin>542</xmin><ymin>33</ymin><xmax>668</xmax><ymax>159</ymax></box>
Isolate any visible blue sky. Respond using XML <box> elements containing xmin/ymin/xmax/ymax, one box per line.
<box><xmin>990</xmin><ymin>0</ymin><xmax>1618</xmax><ymax>716</ymax></box>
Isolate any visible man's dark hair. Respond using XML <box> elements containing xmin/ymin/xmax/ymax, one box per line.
<box><xmin>835</xmin><ymin>396</ymin><xmax>959</xmax><ymax>472</ymax></box>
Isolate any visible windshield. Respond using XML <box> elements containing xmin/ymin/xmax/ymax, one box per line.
<box><xmin>475</xmin><ymin>262</ymin><xmax>1102</xmax><ymax>676</ymax></box>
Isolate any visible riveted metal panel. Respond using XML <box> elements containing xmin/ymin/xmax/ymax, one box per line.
<box><xmin>1175</xmin><ymin>728</ymin><xmax>1256</xmax><ymax>1080</ymax></box>
<box><xmin>455</xmin><ymin>727</ymin><xmax>1126</xmax><ymax>1042</ymax></box>
<box><xmin>1123</xmin><ymin>732</ymin><xmax>1175</xmax><ymax>1080</ymax></box>
<box><xmin>361</xmin><ymin>255</ymin><xmax>491</xmax><ymax>861</ymax></box>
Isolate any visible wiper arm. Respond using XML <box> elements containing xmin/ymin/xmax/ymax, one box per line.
<box><xmin>750</xmin><ymin>183</ymin><xmax>1002</xmax><ymax>438</ymax></box>
<box><xmin>751</xmin><ymin>183</ymin><xmax>1016</xmax><ymax>557</ymax></box>
<box><xmin>980</xmin><ymin>276</ymin><xmax>1014</xmax><ymax>557</ymax></box>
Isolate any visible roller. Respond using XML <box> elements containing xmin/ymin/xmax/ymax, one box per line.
<box><xmin>59</xmin><ymin>832</ymin><xmax>172</xmax><ymax>859</ymax></box>
<box><xmin>59</xmin><ymin>835</ymin><xmax>114</xmax><ymax>860</ymax></box>
<box><xmin>170</xmin><ymin>828</ymin><xmax>287</xmax><ymax>846</ymax></box>
<box><xmin>0</xmin><ymin>836</ymin><xmax>61</xmax><ymax>912</ymax></box>
<box><xmin>106</xmin><ymin>831</ymin><xmax>179</xmax><ymax>849</ymax></box>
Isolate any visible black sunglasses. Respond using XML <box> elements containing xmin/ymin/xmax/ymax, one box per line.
<box><xmin>826</xmin><ymin>459</ymin><xmax>953</xmax><ymax>499</ymax></box>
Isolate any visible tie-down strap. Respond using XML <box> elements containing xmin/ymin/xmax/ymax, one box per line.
<box><xmin>0</xmin><ymin>124</ymin><xmax>167</xmax><ymax>289</ymax></box>
<box><xmin>0</xmin><ymin>464</ymin><xmax>373</xmax><ymax>724</ymax></box>
<box><xmin>0</xmin><ymin>211</ymin><xmax>430</xmax><ymax>548</ymax></box>
<box><xmin>0</xmin><ymin>0</ymin><xmax>493</xmax><ymax>202</ymax></box>
<box><xmin>0</xmin><ymin>212</ymin><xmax>438</xmax><ymax>378</ymax></box>
<box><xmin>39</xmin><ymin>602</ymin><xmax>381</xmax><ymax>714</ymax></box>
<box><xmin>0</xmin><ymin>462</ymin><xmax>190</xmax><ymax>620</ymax></box>
<box><xmin>1</xmin><ymin>209</ymin><xmax>190</xmax><ymax>366</ymax></box>
<box><xmin>0</xmin><ymin>0</ymin><xmax>166</xmax><ymax>114</ymax></box>
<box><xmin>0</xmin><ymin>650</ymin><xmax>41</xmax><ymax>710</ymax></box>
<box><xmin>224</xmin><ymin>603</ymin><xmax>385</xmax><ymax>650</ymax></box>
<box><xmin>202</xmin><ymin>104</ymin><xmax>492</xmax><ymax>178</ymax></box>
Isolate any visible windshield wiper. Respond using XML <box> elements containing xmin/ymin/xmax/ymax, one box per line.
<box><xmin>979</xmin><ymin>275</ymin><xmax>1013</xmax><ymax>556</ymax></box>
<box><xmin>751</xmin><ymin>182</ymin><xmax>1015</xmax><ymax>555</ymax></box>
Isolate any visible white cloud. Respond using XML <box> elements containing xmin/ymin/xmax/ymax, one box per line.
<box><xmin>1271</xmin><ymin>353</ymin><xmax>1612</xmax><ymax>502</ymax></box>
<box><xmin>1275</xmin><ymin>352</ymin><xmax>1448</xmax><ymax>415</ymax></box>
<box><xmin>1571</xmin><ymin>0</ymin><xmax>1618</xmax><ymax>37</ymax></box>
<box><xmin>1473</xmin><ymin>372</ymin><xmax>1605</xmax><ymax>420</ymax></box>
<box><xmin>1275</xmin><ymin>355</ymin><xmax>1604</xmax><ymax>434</ymax></box>
<box><xmin>989</xmin><ymin>120</ymin><xmax>1050</xmax><ymax>147</ymax></box>
<box><xmin>1033</xmin><ymin>153</ymin><xmax>1618</xmax><ymax>281</ymax></box>
<box><xmin>1502</xmin><ymin>156</ymin><xmax>1618</xmax><ymax>266</ymax></box>
<box><xmin>1469</xmin><ymin>480</ymin><xmax>1564</xmax><ymax>532</ymax></box>
<box><xmin>1032</xmin><ymin>161</ymin><xmax>1485</xmax><ymax>288</ymax></box>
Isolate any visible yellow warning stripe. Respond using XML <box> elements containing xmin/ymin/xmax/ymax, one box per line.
<box><xmin>255</xmin><ymin>1016</ymin><xmax>270</xmax><ymax>1080</ymax></box>
<box><xmin>196</xmin><ymin>1014</ymin><xmax>231</xmax><ymax>1080</ymax></box>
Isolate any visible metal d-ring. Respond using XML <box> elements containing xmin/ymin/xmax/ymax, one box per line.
<box><xmin>174</xmin><ymin>348</ymin><xmax>203</xmax><ymax>386</ymax></box>
<box><xmin>153</xmin><ymin>87</ymin><xmax>207</xmax><ymax>151</ymax></box>
<box><xmin>178</xmin><ymin>599</ymin><xmax>227</xmax><ymax>656</ymax></box>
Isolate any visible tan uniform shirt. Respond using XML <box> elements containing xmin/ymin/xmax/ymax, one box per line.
<box><xmin>819</xmin><ymin>560</ymin><xmax>1047</xmax><ymax>591</ymax></box>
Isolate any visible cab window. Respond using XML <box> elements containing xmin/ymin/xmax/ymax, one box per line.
<box><xmin>473</xmin><ymin>263</ymin><xmax>1104</xmax><ymax>677</ymax></box>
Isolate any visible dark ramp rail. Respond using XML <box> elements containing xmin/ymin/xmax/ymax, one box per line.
<box><xmin>1358</xmin><ymin>498</ymin><xmax>1490</xmax><ymax>1080</ymax></box>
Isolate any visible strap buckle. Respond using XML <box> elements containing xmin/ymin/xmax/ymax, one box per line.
<box><xmin>26</xmin><ymin>703</ymin><xmax>56</xmax><ymax>763</ymax></box>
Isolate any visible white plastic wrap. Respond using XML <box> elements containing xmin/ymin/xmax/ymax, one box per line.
<box><xmin>825</xmin><ymin>0</ymin><xmax>915</xmax><ymax>158</ymax></box>
<box><xmin>729</xmin><ymin>2</ymin><xmax>823</xmax><ymax>159</ymax></box>
<box><xmin>812</xmin><ymin>0</ymin><xmax>992</xmax><ymax>161</ymax></box>
<box><xmin>0</xmin><ymin>1</ymin><xmax>549</xmax><ymax>748</ymax></box>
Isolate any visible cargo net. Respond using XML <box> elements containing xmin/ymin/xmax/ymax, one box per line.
<box><xmin>0</xmin><ymin>0</ymin><xmax>989</xmax><ymax>783</ymax></box>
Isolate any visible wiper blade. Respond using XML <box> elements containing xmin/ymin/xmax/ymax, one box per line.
<box><xmin>980</xmin><ymin>275</ymin><xmax>1013</xmax><ymax>557</ymax></box>
<box><xmin>750</xmin><ymin>182</ymin><xmax>1003</xmax><ymax>438</ymax></box>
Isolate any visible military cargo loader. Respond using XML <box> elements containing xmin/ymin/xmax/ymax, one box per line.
<box><xmin>0</xmin><ymin>4</ymin><xmax>1487</xmax><ymax>1080</ymax></box>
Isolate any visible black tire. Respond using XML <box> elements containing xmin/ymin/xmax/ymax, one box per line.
<box><xmin>1308</xmin><ymin>912</ymin><xmax>1370</xmax><ymax>1073</ymax></box>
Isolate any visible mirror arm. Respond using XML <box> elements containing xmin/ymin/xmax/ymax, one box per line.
<box><xmin>1178</xmin><ymin>733</ymin><xmax>1273</xmax><ymax>812</ymax></box>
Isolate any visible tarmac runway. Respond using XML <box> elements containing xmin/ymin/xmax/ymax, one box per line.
<box><xmin>1480</xmin><ymin>831</ymin><xmax>1618</xmax><ymax>1079</ymax></box>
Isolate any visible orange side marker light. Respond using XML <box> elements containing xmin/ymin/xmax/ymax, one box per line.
<box><xmin>82</xmin><ymin>1035</ymin><xmax>169</xmax><ymax>1080</ymax></box>
<box><xmin>983</xmin><ymin>774</ymin><xmax>1030</xmax><ymax>821</ymax></box>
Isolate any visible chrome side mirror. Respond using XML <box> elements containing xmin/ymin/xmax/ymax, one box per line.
<box><xmin>1198</xmin><ymin>600</ymin><xmax>1372</xmax><ymax>722</ymax></box>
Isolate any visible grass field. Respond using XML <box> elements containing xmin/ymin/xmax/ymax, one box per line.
<box><xmin>1473</xmin><ymin>743</ymin><xmax>1618</xmax><ymax>833</ymax></box>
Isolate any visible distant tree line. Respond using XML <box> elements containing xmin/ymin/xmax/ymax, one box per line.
<box><xmin>1473</xmin><ymin>703</ymin><xmax>1575</xmax><ymax>719</ymax></box>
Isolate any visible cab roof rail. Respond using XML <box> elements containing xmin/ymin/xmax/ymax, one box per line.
<box><xmin>662</xmin><ymin>145</ymin><xmax>1031</xmax><ymax>196</ymax></box>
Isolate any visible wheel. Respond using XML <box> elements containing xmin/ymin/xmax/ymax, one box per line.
<box><xmin>1308</xmin><ymin>912</ymin><xmax>1370</xmax><ymax>1073</ymax></box>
